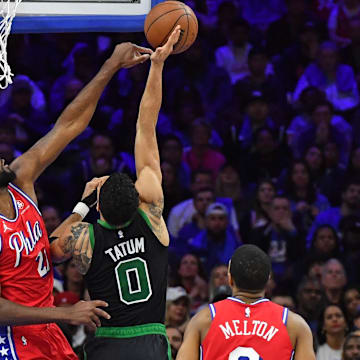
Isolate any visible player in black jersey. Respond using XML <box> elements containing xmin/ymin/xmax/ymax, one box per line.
<box><xmin>50</xmin><ymin>27</ymin><xmax>181</xmax><ymax>360</ymax></box>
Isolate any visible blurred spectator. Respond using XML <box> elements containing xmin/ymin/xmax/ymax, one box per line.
<box><xmin>243</xmin><ymin>127</ymin><xmax>289</xmax><ymax>184</ymax></box>
<box><xmin>161</xmin><ymin>161</ymin><xmax>190</xmax><ymax>221</ymax></box>
<box><xmin>309</xmin><ymin>225</ymin><xmax>342</xmax><ymax>262</ymax></box>
<box><xmin>211</xmin><ymin>284</ymin><xmax>232</xmax><ymax>303</ymax></box>
<box><xmin>175</xmin><ymin>188</ymin><xmax>215</xmax><ymax>256</ymax></box>
<box><xmin>340</xmin><ymin>215</ymin><xmax>360</xmax><ymax>284</ymax></box>
<box><xmin>276</xmin><ymin>21</ymin><xmax>322</xmax><ymax>93</ymax></box>
<box><xmin>183</xmin><ymin>119</ymin><xmax>226</xmax><ymax>179</ymax></box>
<box><xmin>283</xmin><ymin>160</ymin><xmax>330</xmax><ymax>232</ymax></box>
<box><xmin>240</xmin><ymin>179</ymin><xmax>276</xmax><ymax>241</ymax></box>
<box><xmin>167</xmin><ymin>170</ymin><xmax>239</xmax><ymax>239</ymax></box>
<box><xmin>175</xmin><ymin>254</ymin><xmax>208</xmax><ymax>312</ymax></box>
<box><xmin>317</xmin><ymin>304</ymin><xmax>348</xmax><ymax>360</ymax></box>
<box><xmin>319</xmin><ymin>142</ymin><xmax>347</xmax><ymax>206</ymax></box>
<box><xmin>341</xmin><ymin>19</ymin><xmax>360</xmax><ymax>79</ymax></box>
<box><xmin>0</xmin><ymin>142</ymin><xmax>17</xmax><ymax>165</ymax></box>
<box><xmin>346</xmin><ymin>147</ymin><xmax>360</xmax><ymax>179</ymax></box>
<box><xmin>234</xmin><ymin>47</ymin><xmax>286</xmax><ymax>111</ymax></box>
<box><xmin>166</xmin><ymin>326</ymin><xmax>183</xmax><ymax>359</ymax></box>
<box><xmin>248</xmin><ymin>195</ymin><xmax>304</xmax><ymax>281</ymax></box>
<box><xmin>297</xmin><ymin>276</ymin><xmax>325</xmax><ymax>335</ymax></box>
<box><xmin>215</xmin><ymin>163</ymin><xmax>245</xmax><ymax>223</ymax></box>
<box><xmin>160</xmin><ymin>134</ymin><xmax>192</xmax><ymax>189</ymax></box>
<box><xmin>164</xmin><ymin>38</ymin><xmax>232</xmax><ymax>122</ymax></box>
<box><xmin>165</xmin><ymin>287</ymin><xmax>191</xmax><ymax>333</ymax></box>
<box><xmin>266</xmin><ymin>0</ymin><xmax>314</xmax><ymax>56</ymax></box>
<box><xmin>271</xmin><ymin>293</ymin><xmax>297</xmax><ymax>312</ymax></box>
<box><xmin>328</xmin><ymin>0</ymin><xmax>360</xmax><ymax>48</ymax></box>
<box><xmin>215</xmin><ymin>19</ymin><xmax>252</xmax><ymax>84</ymax></box>
<box><xmin>343</xmin><ymin>287</ymin><xmax>360</xmax><ymax>328</ymax></box>
<box><xmin>189</xmin><ymin>202</ymin><xmax>239</xmax><ymax>273</ymax></box>
<box><xmin>208</xmin><ymin>264</ymin><xmax>229</xmax><ymax>301</ymax></box>
<box><xmin>63</xmin><ymin>258</ymin><xmax>85</xmax><ymax>299</ymax></box>
<box><xmin>321</xmin><ymin>259</ymin><xmax>347</xmax><ymax>305</ymax></box>
<box><xmin>69</xmin><ymin>132</ymin><xmax>135</xmax><ymax>203</ymax></box>
<box><xmin>294</xmin><ymin>101</ymin><xmax>351</xmax><ymax>166</ymax></box>
<box><xmin>293</xmin><ymin>41</ymin><xmax>359</xmax><ymax>112</ymax></box>
<box><xmin>41</xmin><ymin>205</ymin><xmax>62</xmax><ymax>235</ymax></box>
<box><xmin>342</xmin><ymin>332</ymin><xmax>360</xmax><ymax>360</ymax></box>
<box><xmin>305</xmin><ymin>145</ymin><xmax>326</xmax><ymax>184</ymax></box>
<box><xmin>307</xmin><ymin>179</ymin><xmax>360</xmax><ymax>245</ymax></box>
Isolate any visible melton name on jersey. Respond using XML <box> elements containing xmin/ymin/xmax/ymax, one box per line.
<box><xmin>84</xmin><ymin>208</ymin><xmax>168</xmax><ymax>327</ymax></box>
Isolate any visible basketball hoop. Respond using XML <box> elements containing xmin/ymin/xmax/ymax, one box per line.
<box><xmin>0</xmin><ymin>0</ymin><xmax>22</xmax><ymax>89</ymax></box>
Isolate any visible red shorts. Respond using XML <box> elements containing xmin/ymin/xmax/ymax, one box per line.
<box><xmin>0</xmin><ymin>323</ymin><xmax>78</xmax><ymax>360</ymax></box>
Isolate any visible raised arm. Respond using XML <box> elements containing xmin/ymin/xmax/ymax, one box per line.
<box><xmin>134</xmin><ymin>27</ymin><xmax>180</xmax><ymax>244</ymax></box>
<box><xmin>10</xmin><ymin>43</ymin><xmax>152</xmax><ymax>200</ymax></box>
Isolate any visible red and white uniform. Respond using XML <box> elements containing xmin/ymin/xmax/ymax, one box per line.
<box><xmin>201</xmin><ymin>297</ymin><xmax>294</xmax><ymax>360</ymax></box>
<box><xmin>0</xmin><ymin>183</ymin><xmax>76</xmax><ymax>360</ymax></box>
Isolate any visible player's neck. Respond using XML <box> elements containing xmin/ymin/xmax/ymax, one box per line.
<box><xmin>232</xmin><ymin>290</ymin><xmax>265</xmax><ymax>304</ymax></box>
<box><xmin>0</xmin><ymin>187</ymin><xmax>15</xmax><ymax>219</ymax></box>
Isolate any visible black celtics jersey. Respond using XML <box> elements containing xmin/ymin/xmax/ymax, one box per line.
<box><xmin>85</xmin><ymin>209</ymin><xmax>168</xmax><ymax>327</ymax></box>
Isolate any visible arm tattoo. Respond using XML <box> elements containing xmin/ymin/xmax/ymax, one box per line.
<box><xmin>148</xmin><ymin>198</ymin><xmax>164</xmax><ymax>239</ymax></box>
<box><xmin>62</xmin><ymin>223</ymin><xmax>92</xmax><ymax>275</ymax></box>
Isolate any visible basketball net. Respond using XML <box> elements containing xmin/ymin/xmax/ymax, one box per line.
<box><xmin>0</xmin><ymin>0</ymin><xmax>22</xmax><ymax>89</ymax></box>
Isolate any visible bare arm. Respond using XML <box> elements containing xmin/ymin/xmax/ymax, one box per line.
<box><xmin>176</xmin><ymin>307</ymin><xmax>211</xmax><ymax>360</ymax></box>
<box><xmin>10</xmin><ymin>44</ymin><xmax>152</xmax><ymax>201</ymax></box>
<box><xmin>51</xmin><ymin>221</ymin><xmax>92</xmax><ymax>275</ymax></box>
<box><xmin>134</xmin><ymin>27</ymin><xmax>180</xmax><ymax>243</ymax></box>
<box><xmin>288</xmin><ymin>311</ymin><xmax>316</xmax><ymax>360</ymax></box>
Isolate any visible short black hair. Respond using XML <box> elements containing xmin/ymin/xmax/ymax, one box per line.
<box><xmin>99</xmin><ymin>172</ymin><xmax>139</xmax><ymax>226</ymax></box>
<box><xmin>230</xmin><ymin>245</ymin><xmax>271</xmax><ymax>292</ymax></box>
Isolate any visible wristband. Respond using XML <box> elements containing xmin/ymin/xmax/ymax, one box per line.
<box><xmin>82</xmin><ymin>189</ymin><xmax>97</xmax><ymax>208</ymax></box>
<box><xmin>72</xmin><ymin>202</ymin><xmax>90</xmax><ymax>220</ymax></box>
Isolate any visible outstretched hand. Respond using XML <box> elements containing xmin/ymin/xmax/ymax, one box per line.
<box><xmin>108</xmin><ymin>42</ymin><xmax>153</xmax><ymax>69</ymax></box>
<box><xmin>151</xmin><ymin>25</ymin><xmax>181</xmax><ymax>64</ymax></box>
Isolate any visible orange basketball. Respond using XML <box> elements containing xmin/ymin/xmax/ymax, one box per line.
<box><xmin>144</xmin><ymin>1</ymin><xmax>198</xmax><ymax>54</ymax></box>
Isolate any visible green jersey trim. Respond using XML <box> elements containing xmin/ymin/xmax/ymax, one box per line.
<box><xmin>96</xmin><ymin>323</ymin><xmax>165</xmax><ymax>338</ymax></box>
<box><xmin>88</xmin><ymin>223</ymin><xmax>95</xmax><ymax>250</ymax></box>
<box><xmin>97</xmin><ymin>218</ymin><xmax>132</xmax><ymax>230</ymax></box>
<box><xmin>137</xmin><ymin>208</ymin><xmax>152</xmax><ymax>230</ymax></box>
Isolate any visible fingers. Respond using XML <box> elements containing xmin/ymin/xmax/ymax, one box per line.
<box><xmin>165</xmin><ymin>25</ymin><xmax>181</xmax><ymax>48</ymax></box>
<box><xmin>94</xmin><ymin>307</ymin><xmax>111</xmax><ymax>320</ymax></box>
<box><xmin>91</xmin><ymin>313</ymin><xmax>102</xmax><ymax>328</ymax></box>
<box><xmin>91</xmin><ymin>300</ymin><xmax>109</xmax><ymax>308</ymax></box>
<box><xmin>132</xmin><ymin>44</ymin><xmax>153</xmax><ymax>54</ymax></box>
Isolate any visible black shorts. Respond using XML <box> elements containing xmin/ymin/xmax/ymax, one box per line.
<box><xmin>84</xmin><ymin>323</ymin><xmax>171</xmax><ymax>360</ymax></box>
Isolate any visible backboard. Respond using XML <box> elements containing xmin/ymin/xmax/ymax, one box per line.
<box><xmin>10</xmin><ymin>0</ymin><xmax>163</xmax><ymax>33</ymax></box>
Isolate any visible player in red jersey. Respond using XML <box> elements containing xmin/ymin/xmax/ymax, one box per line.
<box><xmin>0</xmin><ymin>43</ymin><xmax>152</xmax><ymax>360</ymax></box>
<box><xmin>177</xmin><ymin>244</ymin><xmax>316</xmax><ymax>360</ymax></box>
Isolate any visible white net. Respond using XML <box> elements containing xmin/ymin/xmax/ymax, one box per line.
<box><xmin>0</xmin><ymin>0</ymin><xmax>22</xmax><ymax>89</ymax></box>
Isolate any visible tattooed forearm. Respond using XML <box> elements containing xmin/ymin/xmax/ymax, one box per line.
<box><xmin>62</xmin><ymin>223</ymin><xmax>92</xmax><ymax>275</ymax></box>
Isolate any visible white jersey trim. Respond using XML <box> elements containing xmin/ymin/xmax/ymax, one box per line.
<box><xmin>0</xmin><ymin>189</ymin><xmax>19</xmax><ymax>222</ymax></box>
<box><xmin>282</xmin><ymin>307</ymin><xmax>289</xmax><ymax>325</ymax></box>
<box><xmin>227</xmin><ymin>296</ymin><xmax>270</xmax><ymax>305</ymax></box>
<box><xmin>7</xmin><ymin>326</ymin><xmax>18</xmax><ymax>360</ymax></box>
<box><xmin>209</xmin><ymin>303</ymin><xmax>216</xmax><ymax>320</ymax></box>
<box><xmin>8</xmin><ymin>183</ymin><xmax>42</xmax><ymax>216</ymax></box>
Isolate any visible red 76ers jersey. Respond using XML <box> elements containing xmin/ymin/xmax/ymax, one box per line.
<box><xmin>0</xmin><ymin>183</ymin><xmax>54</xmax><ymax>308</ymax></box>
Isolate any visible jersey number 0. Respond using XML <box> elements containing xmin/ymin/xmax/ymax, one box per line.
<box><xmin>115</xmin><ymin>257</ymin><xmax>153</xmax><ymax>305</ymax></box>
<box><xmin>229</xmin><ymin>346</ymin><xmax>263</xmax><ymax>360</ymax></box>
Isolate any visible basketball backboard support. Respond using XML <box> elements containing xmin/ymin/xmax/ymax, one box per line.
<box><xmin>10</xmin><ymin>0</ymin><xmax>163</xmax><ymax>33</ymax></box>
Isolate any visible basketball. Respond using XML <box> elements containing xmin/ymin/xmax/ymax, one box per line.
<box><xmin>144</xmin><ymin>1</ymin><xmax>198</xmax><ymax>54</ymax></box>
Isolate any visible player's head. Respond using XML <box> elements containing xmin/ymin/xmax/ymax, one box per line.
<box><xmin>99</xmin><ymin>172</ymin><xmax>139</xmax><ymax>226</ymax></box>
<box><xmin>229</xmin><ymin>245</ymin><xmax>271</xmax><ymax>293</ymax></box>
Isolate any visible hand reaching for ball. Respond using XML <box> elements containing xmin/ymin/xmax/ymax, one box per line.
<box><xmin>150</xmin><ymin>26</ymin><xmax>181</xmax><ymax>64</ymax></box>
<box><xmin>108</xmin><ymin>42</ymin><xmax>153</xmax><ymax>69</ymax></box>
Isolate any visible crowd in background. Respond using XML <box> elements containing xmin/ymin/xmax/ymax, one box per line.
<box><xmin>2</xmin><ymin>0</ymin><xmax>360</xmax><ymax>358</ymax></box>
